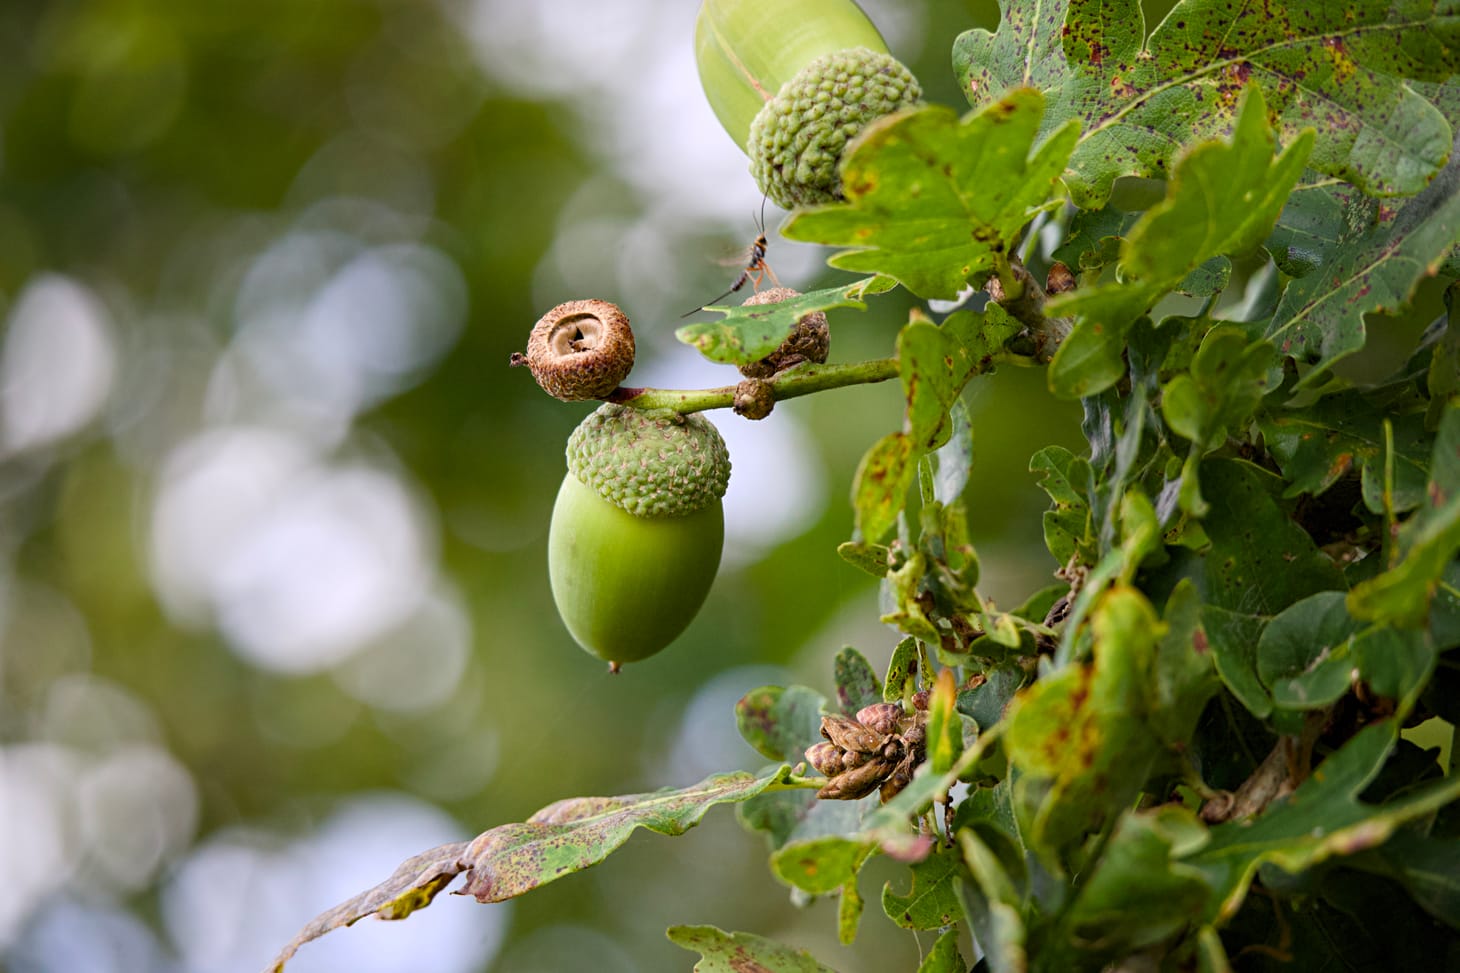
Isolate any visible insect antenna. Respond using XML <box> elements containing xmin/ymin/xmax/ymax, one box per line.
<box><xmin>681</xmin><ymin>194</ymin><xmax>777</xmax><ymax>318</ymax></box>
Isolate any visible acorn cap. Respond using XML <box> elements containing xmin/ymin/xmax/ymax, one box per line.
<box><xmin>748</xmin><ymin>47</ymin><xmax>921</xmax><ymax>209</ymax></box>
<box><xmin>566</xmin><ymin>404</ymin><xmax>731</xmax><ymax>518</ymax></box>
<box><xmin>520</xmin><ymin>299</ymin><xmax>635</xmax><ymax>401</ymax></box>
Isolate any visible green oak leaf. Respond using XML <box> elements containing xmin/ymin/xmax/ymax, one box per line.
<box><xmin>836</xmin><ymin>540</ymin><xmax>890</xmax><ymax>577</ymax></box>
<box><xmin>1259</xmin><ymin>393</ymin><xmax>1434</xmax><ymax>514</ymax></box>
<box><xmin>1427</xmin><ymin>283</ymin><xmax>1460</xmax><ymax>429</ymax></box>
<box><xmin>675</xmin><ymin>276</ymin><xmax>893</xmax><ymax>365</ymax></box>
<box><xmin>1162</xmin><ymin>327</ymin><xmax>1277</xmax><ymax>451</ymax></box>
<box><xmin>899</xmin><ymin>314</ymin><xmax>976</xmax><ymax>450</ymax></box>
<box><xmin>855</xmin><ymin>308</ymin><xmax>1019</xmax><ymax>542</ymax></box>
<box><xmin>1192</xmin><ymin>461</ymin><xmax>1347</xmax><ymax>613</ymax></box>
<box><xmin>1151</xmin><ymin>580</ymin><xmax>1219</xmax><ymax>746</ymax></box>
<box><xmin>1031</xmin><ymin>445</ymin><xmax>1096</xmax><ymax>567</ymax></box>
<box><xmin>1146</xmin><ymin>459</ymin><xmax>1345</xmax><ymax>716</ymax></box>
<box><xmin>1349</xmin><ymin>402</ymin><xmax>1460</xmax><ymax>626</ymax></box>
<box><xmin>268</xmin><ymin>767</ymin><xmax>795</xmax><ymax>972</ymax></box>
<box><xmin>834</xmin><ymin>646</ymin><xmax>883</xmax><ymax>714</ymax></box>
<box><xmin>1356</xmin><ymin>828</ymin><xmax>1460</xmax><ymax>930</ymax></box>
<box><xmin>1265</xmin><ymin>177</ymin><xmax>1381</xmax><ymax>278</ymax></box>
<box><xmin>782</xmin><ymin>89</ymin><xmax>1079</xmax><ymax>300</ymax></box>
<box><xmin>1264</xmin><ymin>132</ymin><xmax>1460</xmax><ymax>386</ymax></box>
<box><xmin>916</xmin><ymin>928</ymin><xmax>964</xmax><ymax>973</ymax></box>
<box><xmin>1185</xmin><ymin>721</ymin><xmax>1460</xmax><ymax>924</ymax></box>
<box><xmin>1256</xmin><ymin>592</ymin><xmax>1361</xmax><ymax>712</ymax></box>
<box><xmin>667</xmin><ymin>926</ymin><xmax>837</xmax><ymax>973</ymax></box>
<box><xmin>1177</xmin><ymin>255</ymin><xmax>1232</xmax><ymax>298</ymax></box>
<box><xmin>958</xmin><ymin>666</ymin><xmax>1027</xmax><ymax>731</ymax></box>
<box><xmin>1060</xmin><ymin>806</ymin><xmax>1214</xmax><ymax>961</ymax></box>
<box><xmin>851</xmin><ymin>431</ymin><xmax>917</xmax><ymax>544</ymax></box>
<box><xmin>1053</xmin><ymin>205</ymin><xmax>1137</xmax><ymax>274</ymax></box>
<box><xmin>957</xmin><ymin>831</ymin><xmax>1029</xmax><ymax>973</ymax></box>
<box><xmin>1005</xmin><ymin>586</ymin><xmax>1166</xmax><ymax>855</ymax></box>
<box><xmin>955</xmin><ymin>0</ymin><xmax>1460</xmax><ymax>206</ymax></box>
<box><xmin>1352</xmin><ymin>624</ymin><xmax>1435</xmax><ymax>702</ymax></box>
<box><xmin>884</xmin><ymin>636</ymin><xmax>919</xmax><ymax>703</ymax></box>
<box><xmin>901</xmin><ymin>309</ymin><xmax>1018</xmax><ymax>450</ymax></box>
<box><xmin>735</xmin><ymin>684</ymin><xmax>827</xmax><ymax>762</ymax></box>
<box><xmin>882</xmin><ymin>846</ymin><xmax>965</xmax><ymax>929</ymax></box>
<box><xmin>1047</xmin><ymin>85</ymin><xmax>1311</xmax><ymax>398</ymax></box>
<box><xmin>770</xmin><ymin>835</ymin><xmax>875</xmax><ymax>896</ymax></box>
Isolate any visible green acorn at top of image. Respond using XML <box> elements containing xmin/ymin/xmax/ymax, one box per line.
<box><xmin>549</xmin><ymin>403</ymin><xmax>731</xmax><ymax>672</ymax></box>
<box><xmin>695</xmin><ymin>0</ymin><xmax>922</xmax><ymax>208</ymax></box>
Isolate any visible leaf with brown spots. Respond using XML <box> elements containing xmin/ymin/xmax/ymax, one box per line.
<box><xmin>736</xmin><ymin>684</ymin><xmax>828</xmax><ymax>762</ymax></box>
<box><xmin>955</xmin><ymin>0</ymin><xmax>1460</xmax><ymax>206</ymax></box>
<box><xmin>833</xmin><ymin>647</ymin><xmax>883</xmax><ymax>715</ymax></box>
<box><xmin>262</xmin><ymin>841</ymin><xmax>470</xmax><ymax>973</ymax></box>
<box><xmin>881</xmin><ymin>845</ymin><xmax>965</xmax><ymax>930</ymax></box>
<box><xmin>851</xmin><ymin>431</ymin><xmax>917</xmax><ymax>544</ymax></box>
<box><xmin>676</xmin><ymin>276</ymin><xmax>893</xmax><ymax>366</ymax></box>
<box><xmin>667</xmin><ymin>925</ymin><xmax>840</xmax><ymax>972</ymax></box>
<box><xmin>900</xmin><ymin>307</ymin><xmax>1020</xmax><ymax>451</ymax></box>
<box><xmin>1004</xmin><ymin>586</ymin><xmax>1166</xmax><ymax>855</ymax></box>
<box><xmin>1258</xmin><ymin>390</ymin><xmax>1435</xmax><ymax>513</ymax></box>
<box><xmin>1264</xmin><ymin>131</ymin><xmax>1460</xmax><ymax>386</ymax></box>
<box><xmin>782</xmin><ymin>90</ymin><xmax>1078</xmax><ymax>301</ymax></box>
<box><xmin>1047</xmin><ymin>86</ymin><xmax>1310</xmax><ymax>398</ymax></box>
<box><xmin>266</xmin><ymin>768</ymin><xmax>794</xmax><ymax>971</ymax></box>
<box><xmin>769</xmin><ymin>834</ymin><xmax>875</xmax><ymax>895</ymax></box>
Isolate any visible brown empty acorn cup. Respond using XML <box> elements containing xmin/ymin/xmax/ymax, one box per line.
<box><xmin>514</xmin><ymin>299</ymin><xmax>635</xmax><ymax>401</ymax></box>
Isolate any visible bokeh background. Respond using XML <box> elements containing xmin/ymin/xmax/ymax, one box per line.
<box><xmin>0</xmin><ymin>2</ymin><xmax>1102</xmax><ymax>970</ymax></box>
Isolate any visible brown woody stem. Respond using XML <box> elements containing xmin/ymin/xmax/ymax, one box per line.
<box><xmin>987</xmin><ymin>255</ymin><xmax>1072</xmax><ymax>364</ymax></box>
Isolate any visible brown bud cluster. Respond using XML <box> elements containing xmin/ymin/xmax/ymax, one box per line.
<box><xmin>805</xmin><ymin>703</ymin><xmax>927</xmax><ymax>802</ymax></box>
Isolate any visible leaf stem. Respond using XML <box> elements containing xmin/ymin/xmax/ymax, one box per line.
<box><xmin>607</xmin><ymin>357</ymin><xmax>900</xmax><ymax>414</ymax></box>
<box><xmin>764</xmin><ymin>774</ymin><xmax>830</xmax><ymax>792</ymax></box>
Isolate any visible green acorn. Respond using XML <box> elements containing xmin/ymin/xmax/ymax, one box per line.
<box><xmin>548</xmin><ymin>403</ymin><xmax>731</xmax><ymax>671</ymax></box>
<box><xmin>694</xmin><ymin>0</ymin><xmax>922</xmax><ymax>208</ymax></box>
<box><xmin>749</xmin><ymin>47</ymin><xmax>921</xmax><ymax>208</ymax></box>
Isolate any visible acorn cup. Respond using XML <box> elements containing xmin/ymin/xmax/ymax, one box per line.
<box><xmin>694</xmin><ymin>0</ymin><xmax>922</xmax><ymax>208</ymax></box>
<box><xmin>511</xmin><ymin>299</ymin><xmax>635</xmax><ymax>402</ymax></box>
<box><xmin>548</xmin><ymin>404</ymin><xmax>731</xmax><ymax>671</ymax></box>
